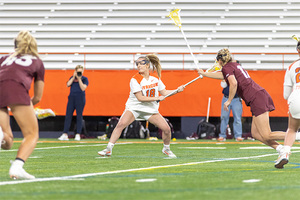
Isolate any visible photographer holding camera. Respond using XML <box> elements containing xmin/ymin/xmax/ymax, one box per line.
<box><xmin>58</xmin><ymin>65</ymin><xmax>89</xmax><ymax>141</ymax></box>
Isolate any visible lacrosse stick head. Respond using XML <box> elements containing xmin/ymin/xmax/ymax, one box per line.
<box><xmin>167</xmin><ymin>8</ymin><xmax>182</xmax><ymax>28</ymax></box>
<box><xmin>292</xmin><ymin>35</ymin><xmax>299</xmax><ymax>42</ymax></box>
<box><xmin>206</xmin><ymin>60</ymin><xmax>222</xmax><ymax>73</ymax></box>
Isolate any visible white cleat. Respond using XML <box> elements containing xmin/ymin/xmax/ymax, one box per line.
<box><xmin>98</xmin><ymin>148</ymin><xmax>112</xmax><ymax>157</ymax></box>
<box><xmin>58</xmin><ymin>134</ymin><xmax>69</xmax><ymax>141</ymax></box>
<box><xmin>9</xmin><ymin>161</ymin><xmax>35</xmax><ymax>180</ymax></box>
<box><xmin>74</xmin><ymin>134</ymin><xmax>81</xmax><ymax>141</ymax></box>
<box><xmin>162</xmin><ymin>148</ymin><xmax>177</xmax><ymax>159</ymax></box>
<box><xmin>275</xmin><ymin>151</ymin><xmax>290</xmax><ymax>169</ymax></box>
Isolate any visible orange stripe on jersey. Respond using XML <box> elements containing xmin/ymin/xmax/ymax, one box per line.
<box><xmin>288</xmin><ymin>59</ymin><xmax>300</xmax><ymax>70</ymax></box>
<box><xmin>132</xmin><ymin>73</ymin><xmax>144</xmax><ymax>84</ymax></box>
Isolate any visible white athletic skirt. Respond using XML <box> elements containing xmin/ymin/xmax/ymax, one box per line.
<box><xmin>288</xmin><ymin>90</ymin><xmax>300</xmax><ymax>119</ymax></box>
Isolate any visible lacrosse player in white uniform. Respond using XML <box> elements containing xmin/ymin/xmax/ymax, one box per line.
<box><xmin>98</xmin><ymin>54</ymin><xmax>184</xmax><ymax>158</ymax></box>
<box><xmin>275</xmin><ymin>41</ymin><xmax>300</xmax><ymax>168</ymax></box>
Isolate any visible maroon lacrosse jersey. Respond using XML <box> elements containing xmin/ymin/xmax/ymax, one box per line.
<box><xmin>221</xmin><ymin>62</ymin><xmax>264</xmax><ymax>106</ymax></box>
<box><xmin>0</xmin><ymin>54</ymin><xmax>45</xmax><ymax>91</ymax></box>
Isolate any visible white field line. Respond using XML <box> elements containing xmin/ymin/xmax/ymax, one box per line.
<box><xmin>2</xmin><ymin>150</ymin><xmax>300</xmax><ymax>186</ymax></box>
<box><xmin>0</xmin><ymin>143</ymin><xmax>130</xmax><ymax>153</ymax></box>
<box><xmin>240</xmin><ymin>146</ymin><xmax>300</xmax><ymax>150</ymax></box>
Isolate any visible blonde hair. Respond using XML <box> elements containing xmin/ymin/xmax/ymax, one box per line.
<box><xmin>75</xmin><ymin>65</ymin><xmax>84</xmax><ymax>71</ymax></box>
<box><xmin>139</xmin><ymin>54</ymin><xmax>162</xmax><ymax>78</ymax></box>
<box><xmin>13</xmin><ymin>30</ymin><xmax>39</xmax><ymax>58</ymax></box>
<box><xmin>217</xmin><ymin>48</ymin><xmax>232</xmax><ymax>66</ymax></box>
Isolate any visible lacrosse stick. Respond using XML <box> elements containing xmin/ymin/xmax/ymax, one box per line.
<box><xmin>157</xmin><ymin>60</ymin><xmax>221</xmax><ymax>102</ymax></box>
<box><xmin>167</xmin><ymin>9</ymin><xmax>202</xmax><ymax>73</ymax></box>
<box><xmin>292</xmin><ymin>35</ymin><xmax>299</xmax><ymax>42</ymax></box>
<box><xmin>157</xmin><ymin>9</ymin><xmax>203</xmax><ymax>103</ymax></box>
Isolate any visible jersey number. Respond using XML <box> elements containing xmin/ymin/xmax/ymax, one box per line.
<box><xmin>237</xmin><ymin>65</ymin><xmax>250</xmax><ymax>79</ymax></box>
<box><xmin>1</xmin><ymin>56</ymin><xmax>33</xmax><ymax>67</ymax></box>
<box><xmin>295</xmin><ymin>67</ymin><xmax>300</xmax><ymax>83</ymax></box>
<box><xmin>146</xmin><ymin>89</ymin><xmax>155</xmax><ymax>97</ymax></box>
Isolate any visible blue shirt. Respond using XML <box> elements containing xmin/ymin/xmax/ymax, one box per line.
<box><xmin>69</xmin><ymin>76</ymin><xmax>89</xmax><ymax>96</ymax></box>
<box><xmin>222</xmin><ymin>86</ymin><xmax>239</xmax><ymax>98</ymax></box>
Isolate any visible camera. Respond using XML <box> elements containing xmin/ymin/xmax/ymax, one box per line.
<box><xmin>77</xmin><ymin>71</ymin><xmax>82</xmax><ymax>77</ymax></box>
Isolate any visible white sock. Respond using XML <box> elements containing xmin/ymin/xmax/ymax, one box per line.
<box><xmin>13</xmin><ymin>159</ymin><xmax>24</xmax><ymax>168</ymax></box>
<box><xmin>296</xmin><ymin>132</ymin><xmax>300</xmax><ymax>140</ymax></box>
<box><xmin>283</xmin><ymin>145</ymin><xmax>291</xmax><ymax>153</ymax></box>
<box><xmin>163</xmin><ymin>144</ymin><xmax>170</xmax><ymax>149</ymax></box>
<box><xmin>107</xmin><ymin>142</ymin><xmax>115</xmax><ymax>150</ymax></box>
<box><xmin>276</xmin><ymin>144</ymin><xmax>283</xmax><ymax>153</ymax></box>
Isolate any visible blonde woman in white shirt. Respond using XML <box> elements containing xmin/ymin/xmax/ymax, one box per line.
<box><xmin>98</xmin><ymin>54</ymin><xmax>184</xmax><ymax>158</ymax></box>
<box><xmin>275</xmin><ymin>41</ymin><xmax>300</xmax><ymax>168</ymax></box>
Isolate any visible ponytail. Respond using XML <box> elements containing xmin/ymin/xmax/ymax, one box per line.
<box><xmin>13</xmin><ymin>30</ymin><xmax>39</xmax><ymax>59</ymax></box>
<box><xmin>145</xmin><ymin>54</ymin><xmax>162</xmax><ymax>78</ymax></box>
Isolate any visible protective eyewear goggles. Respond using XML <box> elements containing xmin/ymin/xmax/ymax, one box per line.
<box><xmin>135</xmin><ymin>60</ymin><xmax>149</xmax><ymax>66</ymax></box>
<box><xmin>216</xmin><ymin>53</ymin><xmax>227</xmax><ymax>60</ymax></box>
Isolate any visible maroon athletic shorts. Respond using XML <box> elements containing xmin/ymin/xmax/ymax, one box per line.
<box><xmin>0</xmin><ymin>80</ymin><xmax>31</xmax><ymax>108</ymax></box>
<box><xmin>249</xmin><ymin>89</ymin><xmax>275</xmax><ymax>117</ymax></box>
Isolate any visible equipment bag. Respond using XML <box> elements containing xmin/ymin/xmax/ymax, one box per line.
<box><xmin>196</xmin><ymin>119</ymin><xmax>216</xmax><ymax>139</ymax></box>
<box><xmin>106</xmin><ymin>117</ymin><xmax>120</xmax><ymax>138</ymax></box>
<box><xmin>123</xmin><ymin>120</ymin><xmax>142</xmax><ymax>138</ymax></box>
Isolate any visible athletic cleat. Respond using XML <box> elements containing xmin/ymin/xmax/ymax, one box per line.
<box><xmin>275</xmin><ymin>151</ymin><xmax>290</xmax><ymax>169</ymax></box>
<box><xmin>74</xmin><ymin>134</ymin><xmax>81</xmax><ymax>141</ymax></box>
<box><xmin>0</xmin><ymin>126</ymin><xmax>3</xmax><ymax>149</ymax></box>
<box><xmin>9</xmin><ymin>161</ymin><xmax>35</xmax><ymax>180</ymax></box>
<box><xmin>217</xmin><ymin>137</ymin><xmax>226</xmax><ymax>142</ymax></box>
<box><xmin>58</xmin><ymin>134</ymin><xmax>69</xmax><ymax>141</ymax></box>
<box><xmin>162</xmin><ymin>148</ymin><xmax>177</xmax><ymax>158</ymax></box>
<box><xmin>98</xmin><ymin>148</ymin><xmax>112</xmax><ymax>157</ymax></box>
<box><xmin>235</xmin><ymin>137</ymin><xmax>244</xmax><ymax>142</ymax></box>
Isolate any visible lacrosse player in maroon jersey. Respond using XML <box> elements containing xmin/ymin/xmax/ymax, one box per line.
<box><xmin>0</xmin><ymin>30</ymin><xmax>45</xmax><ymax>179</ymax></box>
<box><xmin>197</xmin><ymin>48</ymin><xmax>300</xmax><ymax>161</ymax></box>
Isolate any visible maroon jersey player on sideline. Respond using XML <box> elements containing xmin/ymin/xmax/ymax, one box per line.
<box><xmin>0</xmin><ymin>30</ymin><xmax>45</xmax><ymax>179</ymax></box>
<box><xmin>197</xmin><ymin>48</ymin><xmax>300</xmax><ymax>161</ymax></box>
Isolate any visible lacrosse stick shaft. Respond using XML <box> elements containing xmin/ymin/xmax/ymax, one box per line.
<box><xmin>180</xmin><ymin>28</ymin><xmax>203</xmax><ymax>78</ymax></box>
<box><xmin>157</xmin><ymin>75</ymin><xmax>201</xmax><ymax>102</ymax></box>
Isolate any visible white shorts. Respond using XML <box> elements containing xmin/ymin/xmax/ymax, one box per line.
<box><xmin>288</xmin><ymin>91</ymin><xmax>300</xmax><ymax>119</ymax></box>
<box><xmin>125</xmin><ymin>108</ymin><xmax>156</xmax><ymax>121</ymax></box>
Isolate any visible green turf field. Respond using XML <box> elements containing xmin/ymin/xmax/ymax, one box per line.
<box><xmin>1</xmin><ymin>139</ymin><xmax>300</xmax><ymax>200</ymax></box>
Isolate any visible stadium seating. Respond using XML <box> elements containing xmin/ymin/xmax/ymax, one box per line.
<box><xmin>0</xmin><ymin>0</ymin><xmax>300</xmax><ymax>69</ymax></box>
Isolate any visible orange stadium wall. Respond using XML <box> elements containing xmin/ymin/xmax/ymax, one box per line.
<box><xmin>32</xmin><ymin>70</ymin><xmax>288</xmax><ymax>117</ymax></box>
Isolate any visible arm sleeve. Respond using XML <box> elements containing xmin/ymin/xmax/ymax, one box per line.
<box><xmin>130</xmin><ymin>78</ymin><xmax>142</xmax><ymax>94</ymax></box>
<box><xmin>158</xmin><ymin>79</ymin><xmax>166</xmax><ymax>91</ymax></box>
<box><xmin>283</xmin><ymin>85</ymin><xmax>292</xmax><ymax>100</ymax></box>
<box><xmin>283</xmin><ymin>68</ymin><xmax>293</xmax><ymax>100</ymax></box>
<box><xmin>83</xmin><ymin>77</ymin><xmax>89</xmax><ymax>86</ymax></box>
<box><xmin>35</xmin><ymin>60</ymin><xmax>45</xmax><ymax>82</ymax></box>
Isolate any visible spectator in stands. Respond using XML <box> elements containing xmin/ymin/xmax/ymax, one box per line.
<box><xmin>98</xmin><ymin>54</ymin><xmax>184</xmax><ymax>158</ymax></box>
<box><xmin>218</xmin><ymin>79</ymin><xmax>243</xmax><ymax>142</ymax></box>
<box><xmin>58</xmin><ymin>65</ymin><xmax>89</xmax><ymax>141</ymax></box>
<box><xmin>0</xmin><ymin>30</ymin><xmax>45</xmax><ymax>179</ymax></box>
<box><xmin>275</xmin><ymin>40</ymin><xmax>300</xmax><ymax>168</ymax></box>
<box><xmin>197</xmin><ymin>48</ymin><xmax>300</xmax><ymax>159</ymax></box>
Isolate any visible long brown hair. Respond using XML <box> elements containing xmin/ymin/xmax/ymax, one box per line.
<box><xmin>11</xmin><ymin>30</ymin><xmax>39</xmax><ymax>59</ymax></box>
<box><xmin>138</xmin><ymin>54</ymin><xmax>162</xmax><ymax>78</ymax></box>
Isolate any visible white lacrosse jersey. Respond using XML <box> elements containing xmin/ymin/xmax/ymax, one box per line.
<box><xmin>125</xmin><ymin>73</ymin><xmax>165</xmax><ymax>113</ymax></box>
<box><xmin>284</xmin><ymin>59</ymin><xmax>300</xmax><ymax>118</ymax></box>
